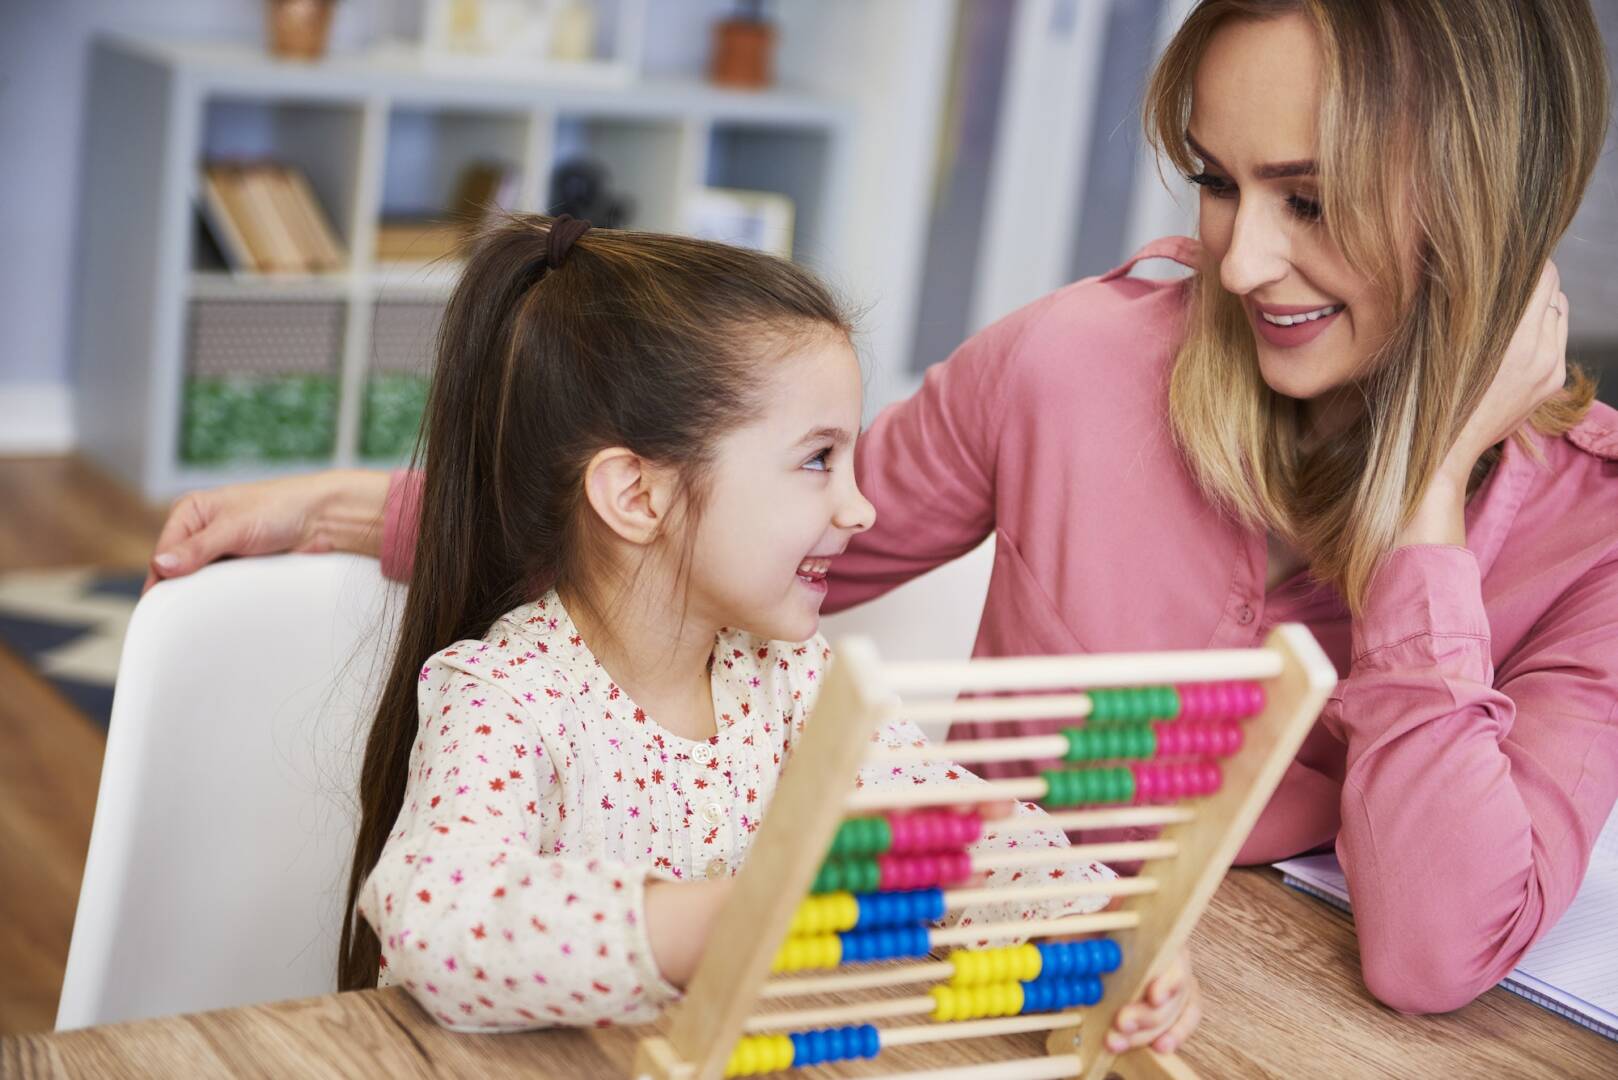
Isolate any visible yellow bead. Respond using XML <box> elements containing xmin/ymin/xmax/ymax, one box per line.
<box><xmin>929</xmin><ymin>981</ymin><xmax>1024</xmax><ymax>1022</ymax></box>
<box><xmin>788</xmin><ymin>893</ymin><xmax>862</xmax><ymax>936</ymax></box>
<box><xmin>771</xmin><ymin>933</ymin><xmax>842</xmax><ymax>973</ymax></box>
<box><xmin>725</xmin><ymin>1034</ymin><xmax>795</xmax><ymax>1077</ymax></box>
<box><xmin>947</xmin><ymin>943</ymin><xmax>1041</xmax><ymax>986</ymax></box>
<box><xmin>833</xmin><ymin>893</ymin><xmax>859</xmax><ymax>931</ymax></box>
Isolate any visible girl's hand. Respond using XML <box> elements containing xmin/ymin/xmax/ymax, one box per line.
<box><xmin>1105</xmin><ymin>946</ymin><xmax>1202</xmax><ymax>1055</ymax></box>
<box><xmin>144</xmin><ymin>469</ymin><xmax>391</xmax><ymax>593</ymax></box>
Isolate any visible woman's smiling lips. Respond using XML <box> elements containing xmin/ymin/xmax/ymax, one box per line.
<box><xmin>1250</xmin><ymin>299</ymin><xmax>1345</xmax><ymax>348</ymax></box>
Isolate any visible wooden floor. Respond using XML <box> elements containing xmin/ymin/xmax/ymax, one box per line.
<box><xmin>0</xmin><ymin>457</ymin><xmax>167</xmax><ymax>1035</ymax></box>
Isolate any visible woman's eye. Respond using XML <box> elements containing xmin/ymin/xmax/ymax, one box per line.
<box><xmin>1186</xmin><ymin>171</ymin><xmax>1235</xmax><ymax>198</ymax></box>
<box><xmin>804</xmin><ymin>447</ymin><xmax>832</xmax><ymax>472</ymax></box>
<box><xmin>1287</xmin><ymin>194</ymin><xmax>1324</xmax><ymax>223</ymax></box>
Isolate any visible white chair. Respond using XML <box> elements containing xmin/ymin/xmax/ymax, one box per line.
<box><xmin>55</xmin><ymin>538</ymin><xmax>994</xmax><ymax>1029</ymax></box>
<box><xmin>56</xmin><ymin>553</ymin><xmax>403</xmax><ymax>1029</ymax></box>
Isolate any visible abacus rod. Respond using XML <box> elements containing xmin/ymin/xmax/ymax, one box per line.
<box><xmin>761</xmin><ymin>960</ymin><xmax>955</xmax><ymax>999</ymax></box>
<box><xmin>883</xmin><ymin>649</ymin><xmax>1282</xmax><ymax>695</ymax></box>
<box><xmin>878</xmin><ymin>1009</ymin><xmax>1090</xmax><ymax>1045</ymax></box>
<box><xmin>898</xmin><ymin>694</ymin><xmax>1094</xmax><ymax>724</ymax></box>
<box><xmin>830</xmin><ymin>805</ymin><xmax>1196</xmax><ymax>839</ymax></box>
<box><xmin>868</xmin><ymin>735</ymin><xmax>1072</xmax><ymax>766</ymax></box>
<box><xmin>744</xmin><ymin>993</ymin><xmax>936</xmax><ymax>1032</ymax></box>
<box><xmin>928</xmin><ymin>909</ymin><xmax>1139</xmax><ymax>946</ymax></box>
<box><xmin>860</xmin><ymin>1055</ymin><xmax>1085</xmax><ymax>1080</ymax></box>
<box><xmin>847</xmin><ymin>779</ymin><xmax>1050</xmax><ymax>811</ymax></box>
<box><xmin>1020</xmin><ymin>805</ymin><xmax>1195</xmax><ymax>831</ymax></box>
<box><xmin>942</xmin><ymin>875</ymin><xmax>1157</xmax><ymax>908</ymax></box>
<box><xmin>969</xmin><ymin>839</ymin><xmax>1177</xmax><ymax>871</ymax></box>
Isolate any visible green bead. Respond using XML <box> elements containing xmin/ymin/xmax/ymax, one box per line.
<box><xmin>869</xmin><ymin>817</ymin><xmax>893</xmax><ymax>855</ymax></box>
<box><xmin>852</xmin><ymin>859</ymin><xmax>880</xmax><ymax>893</ymax></box>
<box><xmin>834</xmin><ymin>817</ymin><xmax>891</xmax><ymax>858</ymax></box>
<box><xmin>1157</xmin><ymin>686</ymin><xmax>1180</xmax><ymax>719</ymax></box>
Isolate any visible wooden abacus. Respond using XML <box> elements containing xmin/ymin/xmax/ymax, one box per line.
<box><xmin>634</xmin><ymin>625</ymin><xmax>1336</xmax><ymax>1080</ymax></box>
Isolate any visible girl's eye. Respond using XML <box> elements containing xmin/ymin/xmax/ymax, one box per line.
<box><xmin>804</xmin><ymin>447</ymin><xmax>832</xmax><ymax>472</ymax></box>
<box><xmin>1186</xmin><ymin>171</ymin><xmax>1234</xmax><ymax>198</ymax></box>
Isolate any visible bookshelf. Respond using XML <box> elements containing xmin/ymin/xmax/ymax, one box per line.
<box><xmin>75</xmin><ymin>11</ymin><xmax>949</xmax><ymax>501</ymax></box>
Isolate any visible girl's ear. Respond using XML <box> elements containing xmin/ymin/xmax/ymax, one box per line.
<box><xmin>582</xmin><ymin>447</ymin><xmax>677</xmax><ymax>546</ymax></box>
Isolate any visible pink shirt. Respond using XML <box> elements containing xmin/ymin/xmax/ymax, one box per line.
<box><xmin>382</xmin><ymin>236</ymin><xmax>1618</xmax><ymax>1015</ymax></box>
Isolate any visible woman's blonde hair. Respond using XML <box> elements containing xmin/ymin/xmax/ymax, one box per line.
<box><xmin>1145</xmin><ymin>0</ymin><xmax>1608</xmax><ymax>609</ymax></box>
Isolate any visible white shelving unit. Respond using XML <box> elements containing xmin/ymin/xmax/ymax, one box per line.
<box><xmin>75</xmin><ymin>7</ymin><xmax>955</xmax><ymax>501</ymax></box>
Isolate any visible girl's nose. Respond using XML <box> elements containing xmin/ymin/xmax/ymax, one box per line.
<box><xmin>836</xmin><ymin>480</ymin><xmax>877</xmax><ymax>533</ymax></box>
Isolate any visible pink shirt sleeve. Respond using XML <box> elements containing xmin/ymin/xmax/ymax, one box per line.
<box><xmin>1324</xmin><ymin>544</ymin><xmax>1618</xmax><ymax>1013</ymax></box>
<box><xmin>381</xmin><ymin>468</ymin><xmax>425</xmax><ymax>582</ymax></box>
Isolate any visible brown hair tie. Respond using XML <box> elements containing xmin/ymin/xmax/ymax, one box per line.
<box><xmin>546</xmin><ymin>215</ymin><xmax>593</xmax><ymax>268</ymax></box>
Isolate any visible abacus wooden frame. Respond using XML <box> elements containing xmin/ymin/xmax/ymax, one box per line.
<box><xmin>633</xmin><ymin>624</ymin><xmax>1337</xmax><ymax>1080</ymax></box>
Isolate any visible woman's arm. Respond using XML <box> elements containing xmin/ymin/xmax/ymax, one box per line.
<box><xmin>1331</xmin><ymin>546</ymin><xmax>1618</xmax><ymax>1013</ymax></box>
<box><xmin>359</xmin><ymin>649</ymin><xmax>688</xmax><ymax>1030</ymax></box>
<box><xmin>144</xmin><ymin>470</ymin><xmax>392</xmax><ymax>591</ymax></box>
<box><xmin>824</xmin><ymin>296</ymin><xmax>1060</xmax><ymax>614</ymax></box>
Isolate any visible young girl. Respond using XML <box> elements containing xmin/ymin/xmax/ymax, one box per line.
<box><xmin>338</xmin><ymin>215</ymin><xmax>1195</xmax><ymax>1048</ymax></box>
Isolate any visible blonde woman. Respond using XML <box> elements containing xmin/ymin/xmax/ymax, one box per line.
<box><xmin>148</xmin><ymin>0</ymin><xmax>1615</xmax><ymax>1036</ymax></box>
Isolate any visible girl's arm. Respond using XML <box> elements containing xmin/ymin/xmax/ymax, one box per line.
<box><xmin>1319</xmin><ymin>547</ymin><xmax>1618</xmax><ymax>1013</ymax></box>
<box><xmin>358</xmin><ymin>650</ymin><xmax>687</xmax><ymax>1031</ymax></box>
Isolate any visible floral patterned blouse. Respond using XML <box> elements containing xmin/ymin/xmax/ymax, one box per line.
<box><xmin>359</xmin><ymin>590</ymin><xmax>1113</xmax><ymax>1032</ymax></box>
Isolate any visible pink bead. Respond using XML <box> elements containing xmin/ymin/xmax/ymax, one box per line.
<box><xmin>1130</xmin><ymin>761</ymin><xmax>1226</xmax><ymax>803</ymax></box>
<box><xmin>1245</xmin><ymin>683</ymin><xmax>1267</xmax><ymax>718</ymax></box>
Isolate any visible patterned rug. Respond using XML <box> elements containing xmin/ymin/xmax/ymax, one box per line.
<box><xmin>0</xmin><ymin>568</ymin><xmax>144</xmax><ymax>729</ymax></box>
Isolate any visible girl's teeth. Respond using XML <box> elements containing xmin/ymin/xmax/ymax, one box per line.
<box><xmin>1261</xmin><ymin>304</ymin><xmax>1341</xmax><ymax>326</ymax></box>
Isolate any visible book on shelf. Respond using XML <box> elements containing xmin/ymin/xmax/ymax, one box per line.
<box><xmin>197</xmin><ymin>162</ymin><xmax>347</xmax><ymax>274</ymax></box>
<box><xmin>375</xmin><ymin>160</ymin><xmax>519</xmax><ymax>265</ymax></box>
<box><xmin>197</xmin><ymin>168</ymin><xmax>257</xmax><ymax>272</ymax></box>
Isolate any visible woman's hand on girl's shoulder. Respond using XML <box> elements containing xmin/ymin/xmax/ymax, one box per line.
<box><xmin>144</xmin><ymin>469</ymin><xmax>392</xmax><ymax>593</ymax></box>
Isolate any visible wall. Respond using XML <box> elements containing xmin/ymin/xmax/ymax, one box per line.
<box><xmin>0</xmin><ymin>0</ymin><xmax>393</xmax><ymax>450</ymax></box>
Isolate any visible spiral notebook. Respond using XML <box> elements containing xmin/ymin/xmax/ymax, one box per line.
<box><xmin>1274</xmin><ymin>808</ymin><xmax>1618</xmax><ymax>1041</ymax></box>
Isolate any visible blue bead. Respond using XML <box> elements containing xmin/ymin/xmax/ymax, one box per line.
<box><xmin>856</xmin><ymin>893</ymin><xmax>877</xmax><ymax>930</ymax></box>
<box><xmin>1079</xmin><ymin>976</ymin><xmax>1103</xmax><ymax>1005</ymax></box>
<box><xmin>1098</xmin><ymin>938</ymin><xmax>1122</xmax><ymax>973</ymax></box>
<box><xmin>859</xmin><ymin>1024</ymin><xmax>880</xmax><ymax>1058</ymax></box>
<box><xmin>790</xmin><ymin>1031</ymin><xmax>812</xmax><ymax>1066</ymax></box>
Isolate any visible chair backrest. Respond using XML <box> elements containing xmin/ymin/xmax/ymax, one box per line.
<box><xmin>56</xmin><ymin>553</ymin><xmax>402</xmax><ymax>1029</ymax></box>
<box><xmin>55</xmin><ymin>538</ymin><xmax>995</xmax><ymax>1029</ymax></box>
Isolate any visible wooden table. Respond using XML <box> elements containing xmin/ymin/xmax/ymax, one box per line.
<box><xmin>5</xmin><ymin>870</ymin><xmax>1614</xmax><ymax>1079</ymax></box>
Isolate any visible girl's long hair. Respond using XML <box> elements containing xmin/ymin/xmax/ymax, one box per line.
<box><xmin>1145</xmin><ymin>0</ymin><xmax>1607</xmax><ymax>608</ymax></box>
<box><xmin>338</xmin><ymin>216</ymin><xmax>851</xmax><ymax>989</ymax></box>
